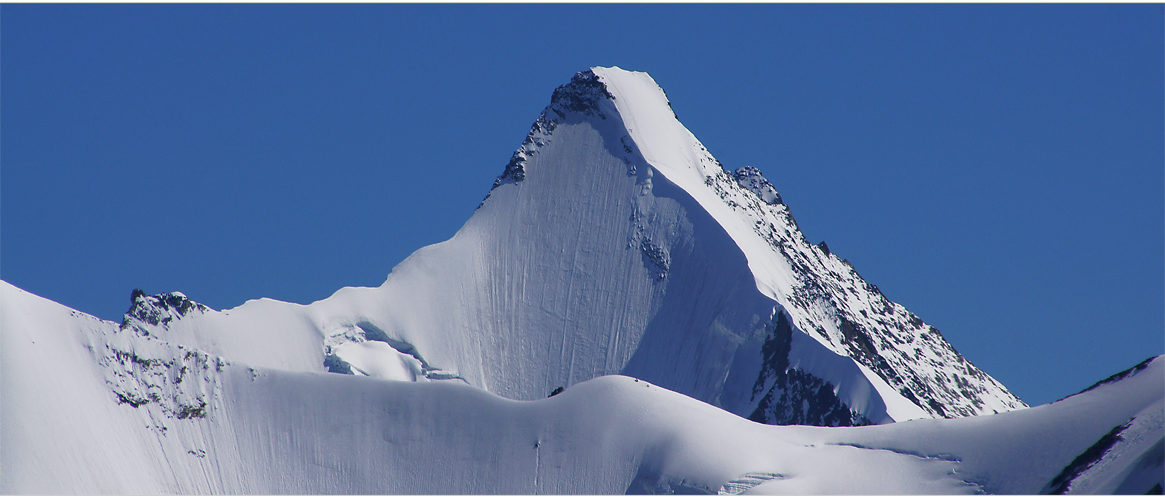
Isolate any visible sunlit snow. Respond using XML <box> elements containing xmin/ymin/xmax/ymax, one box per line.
<box><xmin>1</xmin><ymin>66</ymin><xmax>1160</xmax><ymax>494</ymax></box>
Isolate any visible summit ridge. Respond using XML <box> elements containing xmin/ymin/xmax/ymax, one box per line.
<box><xmin>521</xmin><ymin>66</ymin><xmax>1025</xmax><ymax>421</ymax></box>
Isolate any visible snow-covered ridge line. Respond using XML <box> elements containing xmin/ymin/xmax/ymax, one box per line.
<box><xmin>2</xmin><ymin>66</ymin><xmax>1159</xmax><ymax>494</ymax></box>
<box><xmin>1071</xmin><ymin>355</ymin><xmax>1159</xmax><ymax>399</ymax></box>
<box><xmin>2</xmin><ymin>281</ymin><xmax>1160</xmax><ymax>494</ymax></box>
<box><xmin>65</xmin><ymin>67</ymin><xmax>1020</xmax><ymax>426</ymax></box>
<box><xmin>588</xmin><ymin>66</ymin><xmax>1025</xmax><ymax>418</ymax></box>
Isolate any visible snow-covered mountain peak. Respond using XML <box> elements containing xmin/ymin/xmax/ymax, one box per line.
<box><xmin>35</xmin><ymin>67</ymin><xmax>1022</xmax><ymax>433</ymax></box>
<box><xmin>2</xmin><ymin>66</ymin><xmax>1159</xmax><ymax>494</ymax></box>
<box><xmin>105</xmin><ymin>65</ymin><xmax>1019</xmax><ymax>426</ymax></box>
<box><xmin>493</xmin><ymin>66</ymin><xmax>1027</xmax><ymax>421</ymax></box>
<box><xmin>589</xmin><ymin>67</ymin><xmax>719</xmax><ymax>183</ymax></box>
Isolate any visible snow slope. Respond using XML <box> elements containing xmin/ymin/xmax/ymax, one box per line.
<box><xmin>1</xmin><ymin>282</ymin><xmax>1159</xmax><ymax>494</ymax></box>
<box><xmin>592</xmin><ymin>66</ymin><xmax>1022</xmax><ymax>420</ymax></box>
<box><xmin>60</xmin><ymin>67</ymin><xmax>1022</xmax><ymax>430</ymax></box>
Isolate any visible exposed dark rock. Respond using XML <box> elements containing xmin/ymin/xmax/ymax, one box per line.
<box><xmin>1043</xmin><ymin>420</ymin><xmax>1132</xmax><ymax>494</ymax></box>
<box><xmin>640</xmin><ymin>239</ymin><xmax>670</xmax><ymax>280</ymax></box>
<box><xmin>486</xmin><ymin>70</ymin><xmax>620</xmax><ymax>202</ymax></box>
<box><xmin>749</xmin><ymin>367</ymin><xmax>873</xmax><ymax>427</ymax></box>
<box><xmin>122</xmin><ymin>289</ymin><xmax>209</xmax><ymax>330</ymax></box>
<box><xmin>323</xmin><ymin>353</ymin><xmax>353</xmax><ymax>375</ymax></box>
<box><xmin>747</xmin><ymin>311</ymin><xmax>871</xmax><ymax>427</ymax></box>
<box><xmin>751</xmin><ymin>311</ymin><xmax>795</xmax><ymax>398</ymax></box>
<box><xmin>176</xmin><ymin>400</ymin><xmax>207</xmax><ymax>419</ymax></box>
<box><xmin>1075</xmin><ymin>356</ymin><xmax>1158</xmax><ymax>398</ymax></box>
<box><xmin>926</xmin><ymin>399</ymin><xmax>947</xmax><ymax>418</ymax></box>
<box><xmin>548</xmin><ymin>69</ymin><xmax>615</xmax><ymax>120</ymax></box>
<box><xmin>115</xmin><ymin>391</ymin><xmax>150</xmax><ymax>408</ymax></box>
<box><xmin>732</xmin><ymin>166</ymin><xmax>783</xmax><ymax>205</ymax></box>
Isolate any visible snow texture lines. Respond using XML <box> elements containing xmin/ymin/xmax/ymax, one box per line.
<box><xmin>717</xmin><ymin>472</ymin><xmax>787</xmax><ymax>495</ymax></box>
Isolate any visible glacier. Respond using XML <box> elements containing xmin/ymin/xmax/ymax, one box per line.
<box><xmin>1</xmin><ymin>66</ymin><xmax>1160</xmax><ymax>494</ymax></box>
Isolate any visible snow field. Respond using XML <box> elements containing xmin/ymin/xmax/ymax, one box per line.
<box><xmin>2</xmin><ymin>281</ymin><xmax>1161</xmax><ymax>493</ymax></box>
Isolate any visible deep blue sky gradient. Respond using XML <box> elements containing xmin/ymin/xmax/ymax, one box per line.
<box><xmin>3</xmin><ymin>4</ymin><xmax>1162</xmax><ymax>407</ymax></box>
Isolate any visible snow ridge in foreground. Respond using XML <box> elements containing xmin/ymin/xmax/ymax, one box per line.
<box><xmin>2</xmin><ymin>282</ymin><xmax>1161</xmax><ymax>493</ymax></box>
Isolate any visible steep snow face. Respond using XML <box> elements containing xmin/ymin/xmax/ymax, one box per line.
<box><xmin>99</xmin><ymin>67</ymin><xmax>1020</xmax><ymax>426</ymax></box>
<box><xmin>589</xmin><ymin>66</ymin><xmax>1024</xmax><ymax>418</ymax></box>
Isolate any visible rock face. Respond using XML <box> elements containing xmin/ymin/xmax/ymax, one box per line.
<box><xmin>122</xmin><ymin>289</ymin><xmax>209</xmax><ymax>331</ymax></box>
<box><xmin>745</xmin><ymin>311</ymin><xmax>873</xmax><ymax>427</ymax></box>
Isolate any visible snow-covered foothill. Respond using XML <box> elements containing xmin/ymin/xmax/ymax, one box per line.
<box><xmin>2</xmin><ymin>282</ymin><xmax>1161</xmax><ymax>494</ymax></box>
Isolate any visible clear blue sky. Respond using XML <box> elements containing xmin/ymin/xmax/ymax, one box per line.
<box><xmin>3</xmin><ymin>4</ymin><xmax>1161</xmax><ymax>407</ymax></box>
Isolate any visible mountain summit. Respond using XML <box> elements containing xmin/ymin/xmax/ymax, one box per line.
<box><xmin>82</xmin><ymin>66</ymin><xmax>1021</xmax><ymax>426</ymax></box>
<box><xmin>467</xmin><ymin>66</ymin><xmax>1026</xmax><ymax>423</ymax></box>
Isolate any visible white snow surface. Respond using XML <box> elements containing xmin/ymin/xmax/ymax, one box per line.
<box><xmin>592</xmin><ymin>67</ymin><xmax>1022</xmax><ymax>418</ymax></box>
<box><xmin>7</xmin><ymin>65</ymin><xmax>1140</xmax><ymax>494</ymax></box>
<box><xmin>1062</xmin><ymin>399</ymin><xmax>1164</xmax><ymax>494</ymax></box>
<box><xmin>68</xmin><ymin>67</ymin><xmax>1021</xmax><ymax>429</ymax></box>
<box><xmin>2</xmin><ymin>282</ymin><xmax>1161</xmax><ymax>494</ymax></box>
